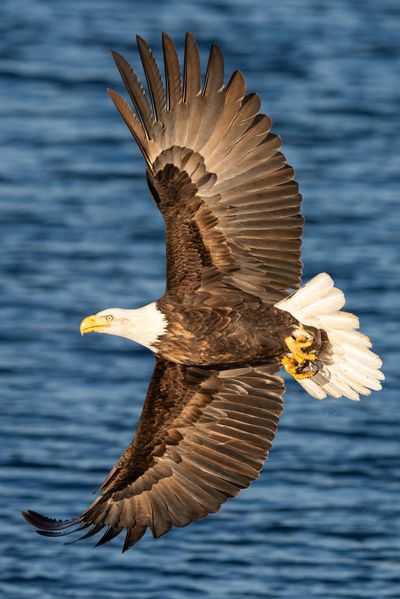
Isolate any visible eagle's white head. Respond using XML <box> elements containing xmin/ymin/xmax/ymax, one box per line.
<box><xmin>80</xmin><ymin>302</ymin><xmax>167</xmax><ymax>352</ymax></box>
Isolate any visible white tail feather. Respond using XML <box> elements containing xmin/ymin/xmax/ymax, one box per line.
<box><xmin>276</xmin><ymin>273</ymin><xmax>384</xmax><ymax>401</ymax></box>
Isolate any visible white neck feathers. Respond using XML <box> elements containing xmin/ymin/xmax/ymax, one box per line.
<box><xmin>97</xmin><ymin>302</ymin><xmax>168</xmax><ymax>352</ymax></box>
<box><xmin>123</xmin><ymin>302</ymin><xmax>168</xmax><ymax>351</ymax></box>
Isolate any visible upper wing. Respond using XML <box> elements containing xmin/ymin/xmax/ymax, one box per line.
<box><xmin>108</xmin><ymin>33</ymin><xmax>303</xmax><ymax>304</ymax></box>
<box><xmin>23</xmin><ymin>359</ymin><xmax>285</xmax><ymax>551</ymax></box>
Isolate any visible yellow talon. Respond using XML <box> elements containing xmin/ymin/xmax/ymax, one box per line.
<box><xmin>295</xmin><ymin>335</ymin><xmax>314</xmax><ymax>349</ymax></box>
<box><xmin>291</xmin><ymin>368</ymin><xmax>315</xmax><ymax>380</ymax></box>
<box><xmin>281</xmin><ymin>331</ymin><xmax>318</xmax><ymax>380</ymax></box>
<box><xmin>284</xmin><ymin>335</ymin><xmax>317</xmax><ymax>362</ymax></box>
<box><xmin>281</xmin><ymin>356</ymin><xmax>298</xmax><ymax>376</ymax></box>
<box><xmin>281</xmin><ymin>355</ymin><xmax>316</xmax><ymax>380</ymax></box>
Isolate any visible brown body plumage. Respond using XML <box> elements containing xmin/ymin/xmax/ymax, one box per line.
<box><xmin>23</xmin><ymin>33</ymin><xmax>383</xmax><ymax>551</ymax></box>
<box><xmin>157</xmin><ymin>295</ymin><xmax>300</xmax><ymax>365</ymax></box>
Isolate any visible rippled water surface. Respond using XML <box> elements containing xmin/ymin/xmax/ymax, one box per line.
<box><xmin>1</xmin><ymin>1</ymin><xmax>399</xmax><ymax>597</ymax></box>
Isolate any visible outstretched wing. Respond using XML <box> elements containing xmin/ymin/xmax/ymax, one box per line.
<box><xmin>23</xmin><ymin>360</ymin><xmax>285</xmax><ymax>551</ymax></box>
<box><xmin>109</xmin><ymin>33</ymin><xmax>303</xmax><ymax>304</ymax></box>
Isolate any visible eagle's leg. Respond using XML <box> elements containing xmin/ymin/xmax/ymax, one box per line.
<box><xmin>281</xmin><ymin>329</ymin><xmax>317</xmax><ymax>380</ymax></box>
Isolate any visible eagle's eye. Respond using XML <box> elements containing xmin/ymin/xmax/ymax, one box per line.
<box><xmin>105</xmin><ymin>315</ymin><xmax>114</xmax><ymax>322</ymax></box>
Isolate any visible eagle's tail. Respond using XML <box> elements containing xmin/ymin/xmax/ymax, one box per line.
<box><xmin>276</xmin><ymin>273</ymin><xmax>384</xmax><ymax>400</ymax></box>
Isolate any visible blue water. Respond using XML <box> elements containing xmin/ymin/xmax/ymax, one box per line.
<box><xmin>1</xmin><ymin>1</ymin><xmax>399</xmax><ymax>597</ymax></box>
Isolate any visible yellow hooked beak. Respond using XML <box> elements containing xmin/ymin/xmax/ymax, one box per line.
<box><xmin>80</xmin><ymin>314</ymin><xmax>112</xmax><ymax>335</ymax></box>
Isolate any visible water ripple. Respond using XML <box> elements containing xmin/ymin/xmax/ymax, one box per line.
<box><xmin>1</xmin><ymin>1</ymin><xmax>399</xmax><ymax>597</ymax></box>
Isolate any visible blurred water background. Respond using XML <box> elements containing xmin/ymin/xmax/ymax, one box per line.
<box><xmin>1</xmin><ymin>0</ymin><xmax>399</xmax><ymax>597</ymax></box>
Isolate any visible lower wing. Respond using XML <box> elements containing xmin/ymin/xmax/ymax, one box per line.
<box><xmin>23</xmin><ymin>359</ymin><xmax>285</xmax><ymax>551</ymax></box>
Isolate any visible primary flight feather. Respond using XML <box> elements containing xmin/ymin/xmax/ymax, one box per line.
<box><xmin>23</xmin><ymin>33</ymin><xmax>383</xmax><ymax>551</ymax></box>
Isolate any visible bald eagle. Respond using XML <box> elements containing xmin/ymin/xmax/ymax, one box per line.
<box><xmin>23</xmin><ymin>33</ymin><xmax>383</xmax><ymax>552</ymax></box>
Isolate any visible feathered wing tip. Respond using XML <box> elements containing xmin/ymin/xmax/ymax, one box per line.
<box><xmin>21</xmin><ymin>510</ymin><xmax>82</xmax><ymax>537</ymax></box>
<box><xmin>107</xmin><ymin>33</ymin><xmax>225</xmax><ymax>165</ymax></box>
<box><xmin>276</xmin><ymin>273</ymin><xmax>384</xmax><ymax>401</ymax></box>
